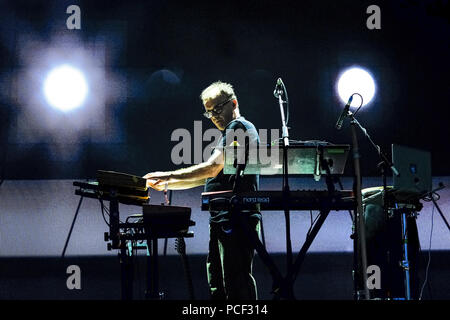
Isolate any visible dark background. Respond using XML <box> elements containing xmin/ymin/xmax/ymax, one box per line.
<box><xmin>0</xmin><ymin>0</ymin><xmax>449</xmax><ymax>179</ymax></box>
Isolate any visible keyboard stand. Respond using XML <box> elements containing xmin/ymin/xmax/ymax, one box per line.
<box><xmin>229</xmin><ymin>150</ymin><xmax>344</xmax><ymax>300</ymax></box>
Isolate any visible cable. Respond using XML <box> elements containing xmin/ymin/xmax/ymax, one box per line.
<box><xmin>423</xmin><ymin>191</ymin><xmax>440</xmax><ymax>203</ymax></box>
<box><xmin>351</xmin><ymin>93</ymin><xmax>364</xmax><ymax>116</ymax></box>
<box><xmin>96</xmin><ymin>190</ymin><xmax>125</xmax><ymax>226</ymax></box>
<box><xmin>306</xmin><ymin>211</ymin><xmax>321</xmax><ymax>238</ymax></box>
<box><xmin>417</xmin><ymin>230</ymin><xmax>434</xmax><ymax>300</ymax></box>
<box><xmin>281</xmin><ymin>80</ymin><xmax>290</xmax><ymax>126</ymax></box>
<box><xmin>419</xmin><ymin>201</ymin><xmax>435</xmax><ymax>300</ymax></box>
<box><xmin>98</xmin><ymin>198</ymin><xmax>110</xmax><ymax>227</ymax></box>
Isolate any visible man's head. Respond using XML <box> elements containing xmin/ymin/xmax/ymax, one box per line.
<box><xmin>200</xmin><ymin>81</ymin><xmax>240</xmax><ymax>131</ymax></box>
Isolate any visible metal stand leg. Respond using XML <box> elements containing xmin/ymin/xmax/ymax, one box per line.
<box><xmin>61</xmin><ymin>196</ymin><xmax>84</xmax><ymax>258</ymax></box>
<box><xmin>350</xmin><ymin>119</ymin><xmax>370</xmax><ymax>300</ymax></box>
<box><xmin>120</xmin><ymin>244</ymin><xmax>134</xmax><ymax>300</ymax></box>
<box><xmin>400</xmin><ymin>209</ymin><xmax>411</xmax><ymax>300</ymax></box>
<box><xmin>146</xmin><ymin>238</ymin><xmax>163</xmax><ymax>300</ymax></box>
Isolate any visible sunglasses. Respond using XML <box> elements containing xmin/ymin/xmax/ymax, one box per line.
<box><xmin>203</xmin><ymin>97</ymin><xmax>234</xmax><ymax>119</ymax></box>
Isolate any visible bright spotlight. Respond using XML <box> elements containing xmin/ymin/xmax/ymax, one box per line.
<box><xmin>337</xmin><ymin>67</ymin><xmax>376</xmax><ymax>108</ymax></box>
<box><xmin>43</xmin><ymin>64</ymin><xmax>88</xmax><ymax>112</ymax></box>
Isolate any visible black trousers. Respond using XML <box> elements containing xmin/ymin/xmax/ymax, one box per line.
<box><xmin>206</xmin><ymin>218</ymin><xmax>260</xmax><ymax>300</ymax></box>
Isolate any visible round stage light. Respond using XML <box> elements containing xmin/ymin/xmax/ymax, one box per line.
<box><xmin>43</xmin><ymin>65</ymin><xmax>88</xmax><ymax>112</ymax></box>
<box><xmin>337</xmin><ymin>67</ymin><xmax>376</xmax><ymax>108</ymax></box>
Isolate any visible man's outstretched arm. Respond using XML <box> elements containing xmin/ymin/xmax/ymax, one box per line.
<box><xmin>147</xmin><ymin>178</ymin><xmax>206</xmax><ymax>191</ymax></box>
<box><xmin>144</xmin><ymin>149</ymin><xmax>223</xmax><ymax>190</ymax></box>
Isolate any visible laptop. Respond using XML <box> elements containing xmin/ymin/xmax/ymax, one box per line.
<box><xmin>392</xmin><ymin>144</ymin><xmax>432</xmax><ymax>195</ymax></box>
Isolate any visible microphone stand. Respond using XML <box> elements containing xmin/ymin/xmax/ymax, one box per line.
<box><xmin>346</xmin><ymin>111</ymin><xmax>400</xmax><ymax>300</ymax></box>
<box><xmin>347</xmin><ymin>112</ymin><xmax>370</xmax><ymax>300</ymax></box>
<box><xmin>274</xmin><ymin>81</ymin><xmax>293</xmax><ymax>274</ymax></box>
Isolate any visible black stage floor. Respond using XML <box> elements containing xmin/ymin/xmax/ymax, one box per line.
<box><xmin>1</xmin><ymin>251</ymin><xmax>448</xmax><ymax>300</ymax></box>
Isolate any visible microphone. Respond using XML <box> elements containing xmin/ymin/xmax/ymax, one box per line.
<box><xmin>273</xmin><ymin>78</ymin><xmax>283</xmax><ymax>98</ymax></box>
<box><xmin>335</xmin><ymin>95</ymin><xmax>353</xmax><ymax>130</ymax></box>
